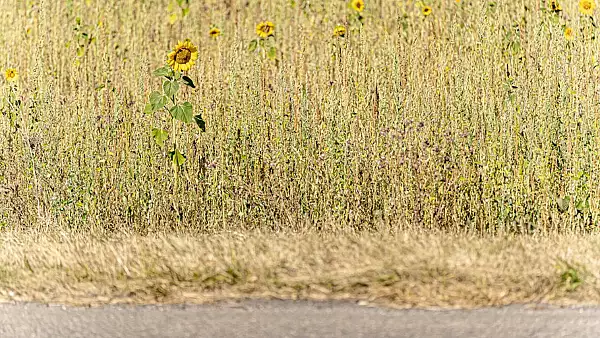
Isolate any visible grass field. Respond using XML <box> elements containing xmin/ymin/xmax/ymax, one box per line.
<box><xmin>1</xmin><ymin>0</ymin><xmax>600</xmax><ymax>306</ymax></box>
<box><xmin>1</xmin><ymin>232</ymin><xmax>599</xmax><ymax>307</ymax></box>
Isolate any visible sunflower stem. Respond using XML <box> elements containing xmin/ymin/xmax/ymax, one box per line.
<box><xmin>171</xmin><ymin>115</ymin><xmax>181</xmax><ymax>224</ymax></box>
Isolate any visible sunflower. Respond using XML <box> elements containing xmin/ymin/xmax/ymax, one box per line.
<box><xmin>351</xmin><ymin>0</ymin><xmax>365</xmax><ymax>12</ymax></box>
<box><xmin>564</xmin><ymin>27</ymin><xmax>575</xmax><ymax>40</ymax></box>
<box><xmin>579</xmin><ymin>0</ymin><xmax>596</xmax><ymax>15</ymax></box>
<box><xmin>209</xmin><ymin>27</ymin><xmax>221</xmax><ymax>38</ymax></box>
<box><xmin>422</xmin><ymin>5</ymin><xmax>433</xmax><ymax>16</ymax></box>
<box><xmin>256</xmin><ymin>21</ymin><xmax>275</xmax><ymax>39</ymax></box>
<box><xmin>549</xmin><ymin>0</ymin><xmax>562</xmax><ymax>13</ymax></box>
<box><xmin>333</xmin><ymin>25</ymin><xmax>347</xmax><ymax>38</ymax></box>
<box><xmin>167</xmin><ymin>40</ymin><xmax>198</xmax><ymax>72</ymax></box>
<box><xmin>4</xmin><ymin>68</ymin><xmax>18</xmax><ymax>82</ymax></box>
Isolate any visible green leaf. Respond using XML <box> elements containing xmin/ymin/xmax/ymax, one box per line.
<box><xmin>561</xmin><ymin>266</ymin><xmax>583</xmax><ymax>291</ymax></box>
<box><xmin>194</xmin><ymin>114</ymin><xmax>206</xmax><ymax>132</ymax></box>
<box><xmin>174</xmin><ymin>71</ymin><xmax>182</xmax><ymax>80</ymax></box>
<box><xmin>557</xmin><ymin>197</ymin><xmax>570</xmax><ymax>213</ymax></box>
<box><xmin>267</xmin><ymin>46</ymin><xmax>277</xmax><ymax>60</ymax></box>
<box><xmin>149</xmin><ymin>91</ymin><xmax>163</xmax><ymax>105</ymax></box>
<box><xmin>182</xmin><ymin>76</ymin><xmax>196</xmax><ymax>88</ymax></box>
<box><xmin>576</xmin><ymin>198</ymin><xmax>590</xmax><ymax>213</ymax></box>
<box><xmin>182</xmin><ymin>8</ymin><xmax>190</xmax><ymax>17</ymax></box>
<box><xmin>169</xmin><ymin>102</ymin><xmax>193</xmax><ymax>123</ymax></box>
<box><xmin>151</xmin><ymin>128</ymin><xmax>169</xmax><ymax>147</ymax></box>
<box><xmin>149</xmin><ymin>91</ymin><xmax>168</xmax><ymax>111</ymax></box>
<box><xmin>153</xmin><ymin>66</ymin><xmax>172</xmax><ymax>78</ymax></box>
<box><xmin>163</xmin><ymin>80</ymin><xmax>179</xmax><ymax>97</ymax></box>
<box><xmin>143</xmin><ymin>103</ymin><xmax>153</xmax><ymax>114</ymax></box>
<box><xmin>511</xmin><ymin>41</ymin><xmax>521</xmax><ymax>55</ymax></box>
<box><xmin>169</xmin><ymin>149</ymin><xmax>186</xmax><ymax>167</ymax></box>
<box><xmin>248</xmin><ymin>39</ymin><xmax>258</xmax><ymax>52</ymax></box>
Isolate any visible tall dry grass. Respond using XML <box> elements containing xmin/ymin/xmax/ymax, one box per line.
<box><xmin>0</xmin><ymin>0</ymin><xmax>599</xmax><ymax>234</ymax></box>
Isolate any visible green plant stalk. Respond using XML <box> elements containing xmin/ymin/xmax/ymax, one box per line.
<box><xmin>171</xmin><ymin>94</ymin><xmax>180</xmax><ymax>223</ymax></box>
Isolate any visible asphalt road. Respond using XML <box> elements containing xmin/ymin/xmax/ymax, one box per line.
<box><xmin>1</xmin><ymin>300</ymin><xmax>599</xmax><ymax>337</ymax></box>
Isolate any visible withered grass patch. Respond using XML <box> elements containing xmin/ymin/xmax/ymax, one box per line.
<box><xmin>0</xmin><ymin>232</ymin><xmax>598</xmax><ymax>308</ymax></box>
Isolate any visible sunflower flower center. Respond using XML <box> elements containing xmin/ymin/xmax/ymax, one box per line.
<box><xmin>260</xmin><ymin>25</ymin><xmax>271</xmax><ymax>34</ymax></box>
<box><xmin>175</xmin><ymin>48</ymin><xmax>192</xmax><ymax>64</ymax></box>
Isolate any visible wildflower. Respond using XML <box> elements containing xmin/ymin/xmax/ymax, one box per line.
<box><xmin>209</xmin><ymin>27</ymin><xmax>221</xmax><ymax>38</ymax></box>
<box><xmin>579</xmin><ymin>0</ymin><xmax>596</xmax><ymax>15</ymax></box>
<box><xmin>256</xmin><ymin>21</ymin><xmax>275</xmax><ymax>38</ymax></box>
<box><xmin>422</xmin><ymin>5</ymin><xmax>433</xmax><ymax>16</ymax></box>
<box><xmin>548</xmin><ymin>0</ymin><xmax>562</xmax><ymax>13</ymax></box>
<box><xmin>4</xmin><ymin>68</ymin><xmax>18</xmax><ymax>82</ymax></box>
<box><xmin>333</xmin><ymin>25</ymin><xmax>347</xmax><ymax>38</ymax></box>
<box><xmin>166</xmin><ymin>39</ymin><xmax>198</xmax><ymax>72</ymax></box>
<box><xmin>351</xmin><ymin>0</ymin><xmax>365</xmax><ymax>12</ymax></box>
<box><xmin>168</xmin><ymin>13</ymin><xmax>178</xmax><ymax>25</ymax></box>
<box><xmin>564</xmin><ymin>26</ymin><xmax>575</xmax><ymax>40</ymax></box>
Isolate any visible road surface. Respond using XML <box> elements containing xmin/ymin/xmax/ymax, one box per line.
<box><xmin>0</xmin><ymin>300</ymin><xmax>599</xmax><ymax>337</ymax></box>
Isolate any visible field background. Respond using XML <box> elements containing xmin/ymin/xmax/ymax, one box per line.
<box><xmin>1</xmin><ymin>0</ymin><xmax>600</xmax><ymax>306</ymax></box>
<box><xmin>3</xmin><ymin>0</ymin><xmax>600</xmax><ymax>235</ymax></box>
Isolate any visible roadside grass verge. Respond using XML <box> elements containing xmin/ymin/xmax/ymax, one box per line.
<box><xmin>0</xmin><ymin>231</ymin><xmax>598</xmax><ymax>308</ymax></box>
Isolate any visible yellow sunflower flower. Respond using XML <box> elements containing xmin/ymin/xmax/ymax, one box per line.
<box><xmin>564</xmin><ymin>27</ymin><xmax>575</xmax><ymax>40</ymax></box>
<box><xmin>4</xmin><ymin>68</ymin><xmax>18</xmax><ymax>82</ymax></box>
<box><xmin>549</xmin><ymin>0</ymin><xmax>562</xmax><ymax>12</ymax></box>
<box><xmin>351</xmin><ymin>0</ymin><xmax>365</xmax><ymax>12</ymax></box>
<box><xmin>256</xmin><ymin>21</ymin><xmax>275</xmax><ymax>38</ymax></box>
<box><xmin>209</xmin><ymin>27</ymin><xmax>221</xmax><ymax>38</ymax></box>
<box><xmin>167</xmin><ymin>40</ymin><xmax>198</xmax><ymax>72</ymax></box>
<box><xmin>422</xmin><ymin>5</ymin><xmax>433</xmax><ymax>16</ymax></box>
<box><xmin>579</xmin><ymin>0</ymin><xmax>596</xmax><ymax>15</ymax></box>
<box><xmin>333</xmin><ymin>25</ymin><xmax>347</xmax><ymax>38</ymax></box>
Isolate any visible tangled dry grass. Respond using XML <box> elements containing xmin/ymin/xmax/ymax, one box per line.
<box><xmin>1</xmin><ymin>0</ymin><xmax>600</xmax><ymax>306</ymax></box>
<box><xmin>0</xmin><ymin>231</ymin><xmax>597</xmax><ymax>307</ymax></box>
<box><xmin>1</xmin><ymin>0</ymin><xmax>599</xmax><ymax>233</ymax></box>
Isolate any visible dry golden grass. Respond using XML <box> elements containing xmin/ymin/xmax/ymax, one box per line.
<box><xmin>0</xmin><ymin>231</ymin><xmax>597</xmax><ymax>308</ymax></box>
<box><xmin>2</xmin><ymin>0</ymin><xmax>600</xmax><ymax>306</ymax></box>
<box><xmin>1</xmin><ymin>0</ymin><xmax>599</xmax><ymax>233</ymax></box>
